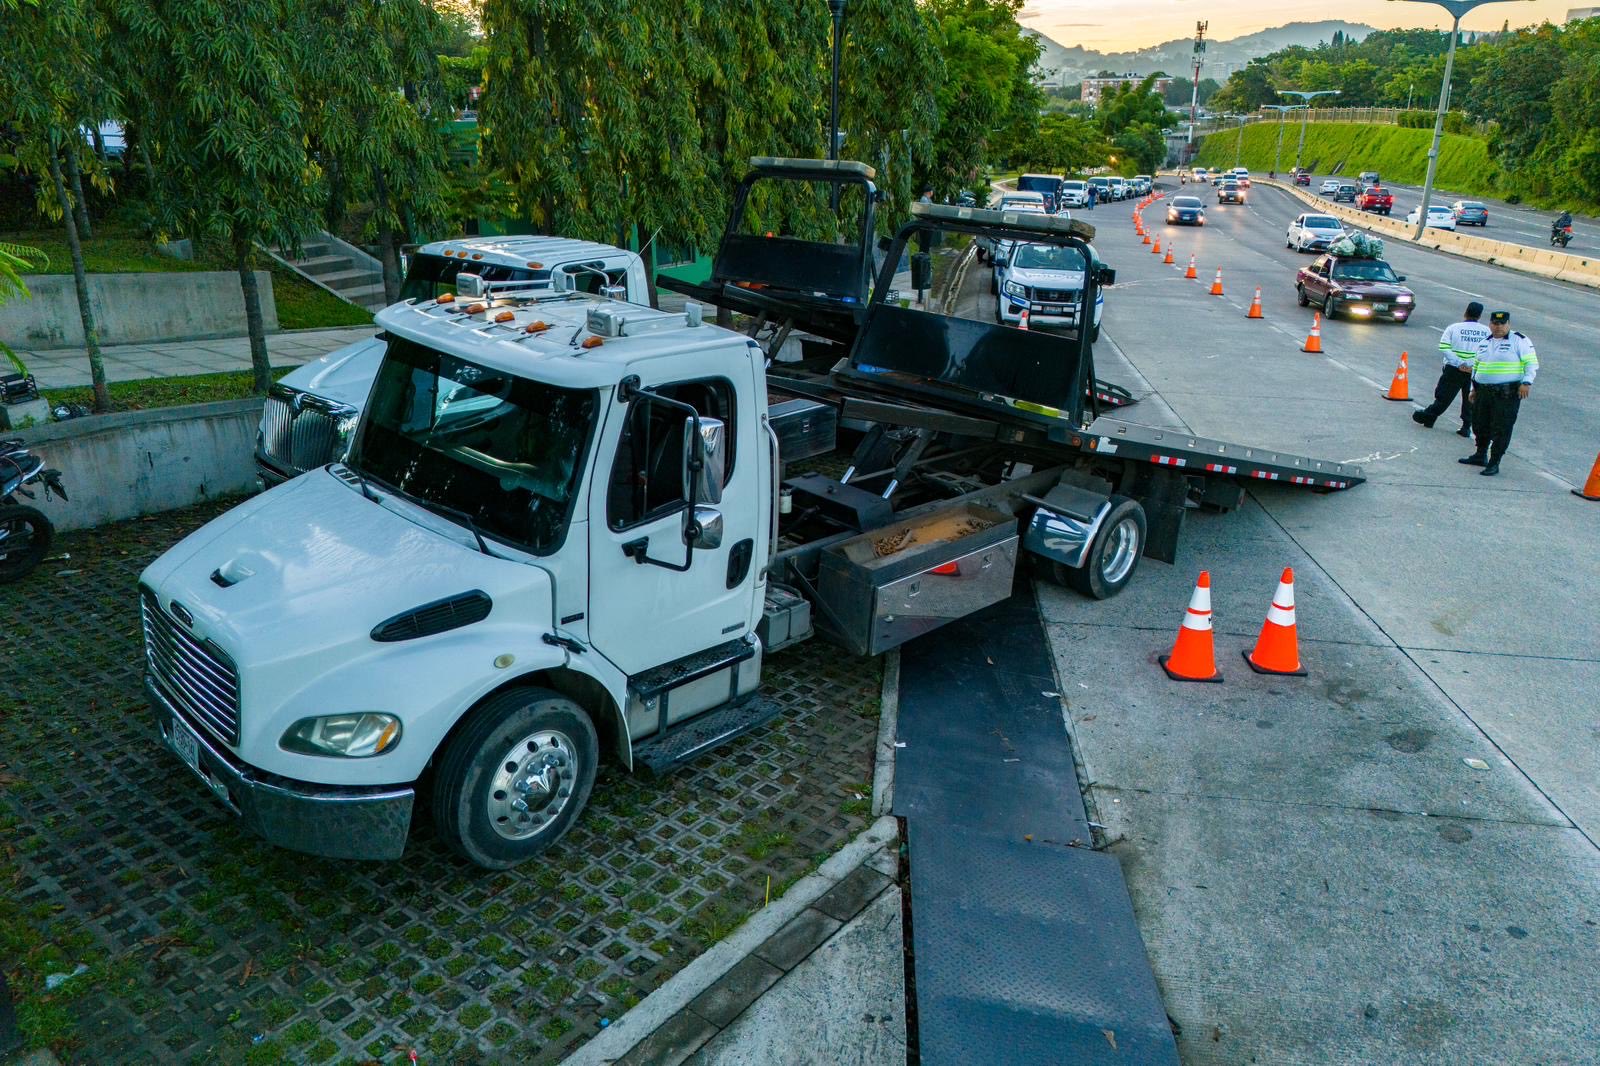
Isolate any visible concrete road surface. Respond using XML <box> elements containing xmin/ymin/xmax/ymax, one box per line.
<box><xmin>1018</xmin><ymin>177</ymin><xmax>1600</xmax><ymax>1063</ymax></box>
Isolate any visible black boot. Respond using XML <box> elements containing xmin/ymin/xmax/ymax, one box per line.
<box><xmin>1480</xmin><ymin>461</ymin><xmax>1500</xmax><ymax>476</ymax></box>
<box><xmin>1412</xmin><ymin>411</ymin><xmax>1433</xmax><ymax>428</ymax></box>
<box><xmin>1459</xmin><ymin>452</ymin><xmax>1487</xmax><ymax>466</ymax></box>
<box><xmin>1455</xmin><ymin>425</ymin><xmax>1471</xmax><ymax>437</ymax></box>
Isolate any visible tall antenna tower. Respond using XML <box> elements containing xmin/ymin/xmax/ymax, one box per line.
<box><xmin>1188</xmin><ymin>21</ymin><xmax>1208</xmax><ymax>147</ymax></box>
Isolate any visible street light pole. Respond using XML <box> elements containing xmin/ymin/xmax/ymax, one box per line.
<box><xmin>828</xmin><ymin>0</ymin><xmax>847</xmax><ymax>161</ymax></box>
<box><xmin>1234</xmin><ymin>114</ymin><xmax>1247</xmax><ymax>167</ymax></box>
<box><xmin>1261</xmin><ymin>104</ymin><xmax>1304</xmax><ymax>176</ymax></box>
<box><xmin>1391</xmin><ymin>0</ymin><xmax>1529</xmax><ymax>238</ymax></box>
<box><xmin>1279</xmin><ymin>89</ymin><xmax>1340</xmax><ymax>173</ymax></box>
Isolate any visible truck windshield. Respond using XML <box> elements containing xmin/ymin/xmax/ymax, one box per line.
<box><xmin>399</xmin><ymin>254</ymin><xmax>549</xmax><ymax>303</ymax></box>
<box><xmin>1013</xmin><ymin>244</ymin><xmax>1086</xmax><ymax>272</ymax></box>
<box><xmin>348</xmin><ymin>337</ymin><xmax>598</xmax><ymax>555</ymax></box>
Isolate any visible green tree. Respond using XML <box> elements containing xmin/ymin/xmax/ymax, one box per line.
<box><xmin>0</xmin><ymin>0</ymin><xmax>115</xmax><ymax>410</ymax></box>
<box><xmin>924</xmin><ymin>0</ymin><xmax>1040</xmax><ymax>195</ymax></box>
<box><xmin>1209</xmin><ymin>63</ymin><xmax>1278</xmax><ymax>112</ymax></box>
<box><xmin>109</xmin><ymin>0</ymin><xmax>325</xmax><ymax>396</ymax></box>
<box><xmin>1030</xmin><ymin>113</ymin><xmax>1106</xmax><ymax>174</ymax></box>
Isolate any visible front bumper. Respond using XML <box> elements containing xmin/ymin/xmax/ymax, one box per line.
<box><xmin>1001</xmin><ymin>294</ymin><xmax>1082</xmax><ymax>326</ymax></box>
<box><xmin>149</xmin><ymin>677</ymin><xmax>415</xmax><ymax>861</ymax></box>
<box><xmin>1339</xmin><ymin>301</ymin><xmax>1413</xmax><ymax>322</ymax></box>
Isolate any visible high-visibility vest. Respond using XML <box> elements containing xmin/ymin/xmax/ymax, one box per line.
<box><xmin>1437</xmin><ymin>320</ymin><xmax>1489</xmax><ymax>370</ymax></box>
<box><xmin>1471</xmin><ymin>333</ymin><xmax>1538</xmax><ymax>385</ymax></box>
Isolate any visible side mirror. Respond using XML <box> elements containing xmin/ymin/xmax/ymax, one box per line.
<box><xmin>1396</xmin><ymin>275</ymin><xmax>1407</xmax><ymax>282</ymax></box>
<box><xmin>687</xmin><ymin>506</ymin><xmax>724</xmax><ymax>550</ymax></box>
<box><xmin>682</xmin><ymin>415</ymin><xmax>727</xmax><ymax>506</ymax></box>
<box><xmin>910</xmin><ymin>252</ymin><xmax>932</xmax><ymax>292</ymax></box>
<box><xmin>1096</xmin><ymin>265</ymin><xmax>1117</xmax><ymax>286</ymax></box>
<box><xmin>993</xmin><ymin>256</ymin><xmax>1007</xmax><ymax>270</ymax></box>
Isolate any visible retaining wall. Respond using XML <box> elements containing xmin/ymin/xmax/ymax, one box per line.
<box><xmin>1259</xmin><ymin>180</ymin><xmax>1600</xmax><ymax>290</ymax></box>
<box><xmin>16</xmin><ymin>399</ymin><xmax>262</xmax><ymax>532</ymax></box>
<box><xmin>0</xmin><ymin>271</ymin><xmax>277</xmax><ymax>348</ymax></box>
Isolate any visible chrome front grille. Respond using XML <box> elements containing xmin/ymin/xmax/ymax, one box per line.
<box><xmin>260</xmin><ymin>388</ymin><xmax>354</xmax><ymax>477</ymax></box>
<box><xmin>141</xmin><ymin>590</ymin><xmax>241</xmax><ymax>745</ymax></box>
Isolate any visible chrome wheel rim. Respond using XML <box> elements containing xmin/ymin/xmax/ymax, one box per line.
<box><xmin>487</xmin><ymin>728</ymin><xmax>578</xmax><ymax>840</ymax></box>
<box><xmin>1100</xmin><ymin>518</ymin><xmax>1139</xmax><ymax>585</ymax></box>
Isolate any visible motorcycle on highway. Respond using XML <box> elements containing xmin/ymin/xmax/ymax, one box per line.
<box><xmin>1551</xmin><ymin>215</ymin><xmax>1574</xmax><ymax>248</ymax></box>
<box><xmin>0</xmin><ymin>437</ymin><xmax>68</xmax><ymax>583</ymax></box>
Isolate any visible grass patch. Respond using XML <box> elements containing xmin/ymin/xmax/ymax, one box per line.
<box><xmin>1196</xmin><ymin>122</ymin><xmax>1497</xmax><ymax>199</ymax></box>
<box><xmin>268</xmin><ymin>265</ymin><xmax>374</xmax><ymax>330</ymax></box>
<box><xmin>41</xmin><ymin>366</ymin><xmax>294</xmax><ymax>413</ymax></box>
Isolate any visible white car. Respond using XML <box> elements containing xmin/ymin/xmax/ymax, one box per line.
<box><xmin>979</xmin><ymin>196</ymin><xmax>1047</xmax><ymax>261</ymax></box>
<box><xmin>1286</xmin><ymin>213</ymin><xmax>1346</xmax><ymax>253</ymax></box>
<box><xmin>1320</xmin><ymin>179</ymin><xmax>1342</xmax><ymax>195</ymax></box>
<box><xmin>1407</xmin><ymin>204</ymin><xmax>1457</xmax><ymax>231</ymax></box>
<box><xmin>1231</xmin><ymin>167</ymin><xmax>1251</xmax><ymax>188</ymax></box>
<box><xmin>1107</xmin><ymin>177</ymin><xmax>1127</xmax><ymax>200</ymax></box>
<box><xmin>1058</xmin><ymin>180</ymin><xmax>1089</xmax><ymax>208</ymax></box>
<box><xmin>993</xmin><ymin>240</ymin><xmax>1106</xmax><ymax>341</ymax></box>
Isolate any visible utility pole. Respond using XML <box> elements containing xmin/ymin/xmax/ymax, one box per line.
<box><xmin>1188</xmin><ymin>21</ymin><xmax>1207</xmax><ymax>147</ymax></box>
<box><xmin>1261</xmin><ymin>104</ymin><xmax>1305</xmax><ymax>176</ymax></box>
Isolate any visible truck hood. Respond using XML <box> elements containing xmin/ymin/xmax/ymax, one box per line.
<box><xmin>140</xmin><ymin>469</ymin><xmax>553</xmax><ymax>669</ymax></box>
<box><xmin>273</xmin><ymin>335</ymin><xmax>386</xmax><ymax>412</ymax></box>
<box><xmin>1010</xmin><ymin>267</ymin><xmax>1086</xmax><ymax>289</ymax></box>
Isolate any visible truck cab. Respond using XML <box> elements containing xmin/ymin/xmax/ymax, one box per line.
<box><xmin>256</xmin><ymin>236</ymin><xmax>648</xmax><ymax>486</ymax></box>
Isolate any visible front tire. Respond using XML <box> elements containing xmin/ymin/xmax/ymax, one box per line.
<box><xmin>1296</xmin><ymin>284</ymin><xmax>1310</xmax><ymax>307</ymax></box>
<box><xmin>0</xmin><ymin>504</ymin><xmax>52</xmax><ymax>584</ymax></box>
<box><xmin>1052</xmin><ymin>496</ymin><xmax>1146</xmax><ymax>600</ymax></box>
<box><xmin>1324</xmin><ymin>296</ymin><xmax>1339</xmax><ymax>319</ymax></box>
<box><xmin>432</xmin><ymin>687</ymin><xmax>599</xmax><ymax>870</ymax></box>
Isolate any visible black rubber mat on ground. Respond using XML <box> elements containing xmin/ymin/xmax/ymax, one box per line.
<box><xmin>895</xmin><ymin>587</ymin><xmax>1179</xmax><ymax>1065</ymax></box>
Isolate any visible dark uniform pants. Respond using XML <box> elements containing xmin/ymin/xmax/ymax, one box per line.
<box><xmin>1420</xmin><ymin>365</ymin><xmax>1473</xmax><ymax>428</ymax></box>
<box><xmin>1472</xmin><ymin>382</ymin><xmax>1522</xmax><ymax>461</ymax></box>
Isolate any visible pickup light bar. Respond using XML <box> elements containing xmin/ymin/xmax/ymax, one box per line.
<box><xmin>910</xmin><ymin>202</ymin><xmax>1096</xmax><ymax>242</ymax></box>
<box><xmin>749</xmin><ymin>156</ymin><xmax>877</xmax><ymax>180</ymax></box>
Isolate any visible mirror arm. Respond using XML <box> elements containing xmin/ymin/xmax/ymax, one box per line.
<box><xmin>616</xmin><ymin>377</ymin><xmax>702</xmax><ymax>571</ymax></box>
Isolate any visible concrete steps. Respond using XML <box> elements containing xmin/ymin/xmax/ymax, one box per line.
<box><xmin>267</xmin><ymin>233</ymin><xmax>389</xmax><ymax>311</ymax></box>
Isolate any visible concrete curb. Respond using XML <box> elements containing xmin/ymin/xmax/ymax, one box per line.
<box><xmin>563</xmin><ymin>815</ymin><xmax>901</xmax><ymax>1065</ymax></box>
<box><xmin>1257</xmin><ymin>179</ymin><xmax>1600</xmax><ymax>290</ymax></box>
<box><xmin>871</xmin><ymin>650</ymin><xmax>900</xmax><ymax>817</ymax></box>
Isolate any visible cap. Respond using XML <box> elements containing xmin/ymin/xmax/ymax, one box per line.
<box><xmin>1489</xmin><ymin>310</ymin><xmax>1511</xmax><ymax>325</ymax></box>
<box><xmin>1465</xmin><ymin>301</ymin><xmax>1483</xmax><ymax>319</ymax></box>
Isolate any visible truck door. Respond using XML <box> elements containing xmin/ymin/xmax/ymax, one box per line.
<box><xmin>586</xmin><ymin>366</ymin><xmax>763</xmax><ymax>679</ymax></box>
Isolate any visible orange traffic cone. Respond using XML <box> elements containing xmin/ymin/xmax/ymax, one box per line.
<box><xmin>1573</xmin><ymin>451</ymin><xmax>1600</xmax><ymax>500</ymax></box>
<box><xmin>1302</xmin><ymin>313</ymin><xmax>1323</xmax><ymax>353</ymax></box>
<box><xmin>1244</xmin><ymin>568</ymin><xmax>1307</xmax><ymax>676</ymax></box>
<box><xmin>1383</xmin><ymin>352</ymin><xmax>1410</xmax><ymax>401</ymax></box>
<box><xmin>1142</xmin><ymin>233</ymin><xmax>1152</xmax><ymax>246</ymax></box>
<box><xmin>1184</xmin><ymin>255</ymin><xmax>1198</xmax><ymax>280</ymax></box>
<box><xmin>1163</xmin><ymin>247</ymin><xmax>1175</xmax><ymax>265</ymax></box>
<box><xmin>1209</xmin><ymin>269</ymin><xmax>1224</xmax><ymax>296</ymax></box>
<box><xmin>1247</xmin><ymin>287</ymin><xmax>1264</xmax><ymax>319</ymax></box>
<box><xmin>1018</xmin><ymin>306</ymin><xmax>1030</xmax><ymax>332</ymax></box>
<box><xmin>1151</xmin><ymin>238</ymin><xmax>1162</xmax><ymax>255</ymax></box>
<box><xmin>1161</xmin><ymin>572</ymin><xmax>1223</xmax><ymax>683</ymax></box>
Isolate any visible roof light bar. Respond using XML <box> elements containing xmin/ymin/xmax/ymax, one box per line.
<box><xmin>748</xmin><ymin>156</ymin><xmax>877</xmax><ymax>180</ymax></box>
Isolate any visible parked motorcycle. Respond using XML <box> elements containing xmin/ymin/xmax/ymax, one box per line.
<box><xmin>1550</xmin><ymin>223</ymin><xmax>1573</xmax><ymax>248</ymax></box>
<box><xmin>0</xmin><ymin>437</ymin><xmax>68</xmax><ymax>583</ymax></box>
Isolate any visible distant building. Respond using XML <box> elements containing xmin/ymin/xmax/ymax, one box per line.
<box><xmin>1081</xmin><ymin>74</ymin><xmax>1173</xmax><ymax>107</ymax></box>
<box><xmin>1567</xmin><ymin>6</ymin><xmax>1598</xmax><ymax>18</ymax></box>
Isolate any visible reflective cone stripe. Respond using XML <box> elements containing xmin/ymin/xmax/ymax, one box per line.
<box><xmin>1185</xmin><ymin>255</ymin><xmax>1198</xmax><ymax>279</ymax></box>
<box><xmin>1161</xmin><ymin>571</ymin><xmax>1223</xmax><ymax>683</ymax></box>
<box><xmin>1209</xmin><ymin>269</ymin><xmax>1224</xmax><ymax>296</ymax></box>
<box><xmin>1245</xmin><ymin>567</ymin><xmax>1307</xmax><ymax>676</ymax></box>
<box><xmin>1163</xmin><ymin>247</ymin><xmax>1174</xmax><ymax>264</ymax></box>
<box><xmin>1574</xmin><ymin>451</ymin><xmax>1600</xmax><ymax>501</ymax></box>
<box><xmin>1247</xmin><ymin>287</ymin><xmax>1264</xmax><ymax>319</ymax></box>
<box><xmin>1383</xmin><ymin>351</ymin><xmax>1410</xmax><ymax>401</ymax></box>
<box><xmin>1302</xmin><ymin>312</ymin><xmax>1323</xmax><ymax>353</ymax></box>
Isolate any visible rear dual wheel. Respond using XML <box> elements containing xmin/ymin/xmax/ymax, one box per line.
<box><xmin>1051</xmin><ymin>496</ymin><xmax>1146</xmax><ymax>600</ymax></box>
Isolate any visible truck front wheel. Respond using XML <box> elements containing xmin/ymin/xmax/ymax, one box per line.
<box><xmin>1053</xmin><ymin>496</ymin><xmax>1146</xmax><ymax>600</ymax></box>
<box><xmin>432</xmin><ymin>687</ymin><xmax>599</xmax><ymax>870</ymax></box>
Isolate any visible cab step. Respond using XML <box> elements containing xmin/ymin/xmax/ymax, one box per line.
<box><xmin>628</xmin><ymin>636</ymin><xmax>757</xmax><ymax>700</ymax></box>
<box><xmin>632</xmin><ymin>693</ymin><xmax>783</xmax><ymax>774</ymax></box>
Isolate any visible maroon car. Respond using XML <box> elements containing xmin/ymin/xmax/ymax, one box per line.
<box><xmin>1296</xmin><ymin>254</ymin><xmax>1415</xmax><ymax>322</ymax></box>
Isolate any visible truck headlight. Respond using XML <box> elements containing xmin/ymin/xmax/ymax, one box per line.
<box><xmin>1003</xmin><ymin>280</ymin><xmax>1026</xmax><ymax>299</ymax></box>
<box><xmin>281</xmin><ymin>713</ymin><xmax>402</xmax><ymax>757</ymax></box>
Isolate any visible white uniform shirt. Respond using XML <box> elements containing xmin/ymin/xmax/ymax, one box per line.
<box><xmin>1471</xmin><ymin>332</ymin><xmax>1539</xmax><ymax>386</ymax></box>
<box><xmin>1437</xmin><ymin>320</ymin><xmax>1490</xmax><ymax>370</ymax></box>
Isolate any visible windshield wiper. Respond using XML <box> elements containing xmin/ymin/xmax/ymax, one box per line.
<box><xmin>358</xmin><ymin>469</ymin><xmax>494</xmax><ymax>556</ymax></box>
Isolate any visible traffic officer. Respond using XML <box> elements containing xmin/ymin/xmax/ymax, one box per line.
<box><xmin>1459</xmin><ymin>310</ymin><xmax>1538</xmax><ymax>477</ymax></box>
<box><xmin>1414</xmin><ymin>301</ymin><xmax>1489</xmax><ymax>436</ymax></box>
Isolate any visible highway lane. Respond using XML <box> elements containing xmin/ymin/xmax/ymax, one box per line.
<box><xmin>1134</xmin><ymin>177</ymin><xmax>1600</xmax><ymax>492</ymax></box>
<box><xmin>1284</xmin><ymin>172</ymin><xmax>1596</xmax><ymax>251</ymax></box>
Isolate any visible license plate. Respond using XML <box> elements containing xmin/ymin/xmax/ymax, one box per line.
<box><xmin>1372</xmin><ymin>303</ymin><xmax>1389</xmax><ymax>311</ymax></box>
<box><xmin>1042</xmin><ymin>304</ymin><xmax>1065</xmax><ymax>314</ymax></box>
<box><xmin>171</xmin><ymin>715</ymin><xmax>201</xmax><ymax>775</ymax></box>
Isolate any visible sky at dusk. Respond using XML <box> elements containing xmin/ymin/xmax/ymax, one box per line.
<box><xmin>1020</xmin><ymin>0</ymin><xmax>1580</xmax><ymax>51</ymax></box>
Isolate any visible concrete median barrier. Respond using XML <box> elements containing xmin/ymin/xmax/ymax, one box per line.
<box><xmin>1257</xmin><ymin>179</ymin><xmax>1600</xmax><ymax>290</ymax></box>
